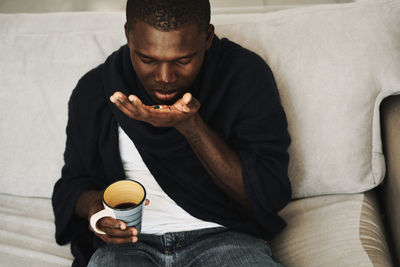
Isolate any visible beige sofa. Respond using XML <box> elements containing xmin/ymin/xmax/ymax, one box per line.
<box><xmin>0</xmin><ymin>1</ymin><xmax>399</xmax><ymax>266</ymax></box>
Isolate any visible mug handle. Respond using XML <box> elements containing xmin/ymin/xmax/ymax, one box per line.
<box><xmin>89</xmin><ymin>208</ymin><xmax>116</xmax><ymax>235</ymax></box>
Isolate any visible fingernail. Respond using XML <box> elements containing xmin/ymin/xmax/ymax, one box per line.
<box><xmin>132</xmin><ymin>236</ymin><xmax>138</xmax><ymax>243</ymax></box>
<box><xmin>132</xmin><ymin>229</ymin><xmax>137</xmax><ymax>235</ymax></box>
<box><xmin>120</xmin><ymin>223</ymin><xmax>126</xmax><ymax>230</ymax></box>
<box><xmin>110</xmin><ymin>96</ymin><xmax>116</xmax><ymax>103</ymax></box>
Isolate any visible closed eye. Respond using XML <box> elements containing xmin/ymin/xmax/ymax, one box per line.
<box><xmin>135</xmin><ymin>50</ymin><xmax>156</xmax><ymax>64</ymax></box>
<box><xmin>175</xmin><ymin>58</ymin><xmax>192</xmax><ymax>65</ymax></box>
<box><xmin>140</xmin><ymin>57</ymin><xmax>155</xmax><ymax>64</ymax></box>
<box><xmin>175</xmin><ymin>53</ymin><xmax>197</xmax><ymax>65</ymax></box>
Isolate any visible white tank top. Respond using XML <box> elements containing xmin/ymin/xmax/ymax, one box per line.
<box><xmin>118</xmin><ymin>126</ymin><xmax>222</xmax><ymax>235</ymax></box>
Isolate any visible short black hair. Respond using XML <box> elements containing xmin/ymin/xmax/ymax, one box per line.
<box><xmin>126</xmin><ymin>0</ymin><xmax>211</xmax><ymax>33</ymax></box>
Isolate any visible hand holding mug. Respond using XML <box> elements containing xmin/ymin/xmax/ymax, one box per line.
<box><xmin>89</xmin><ymin>180</ymin><xmax>147</xmax><ymax>244</ymax></box>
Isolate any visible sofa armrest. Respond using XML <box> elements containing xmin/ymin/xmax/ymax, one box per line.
<box><xmin>380</xmin><ymin>94</ymin><xmax>400</xmax><ymax>263</ymax></box>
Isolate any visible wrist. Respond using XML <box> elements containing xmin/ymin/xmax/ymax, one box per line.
<box><xmin>88</xmin><ymin>200</ymin><xmax>104</xmax><ymax>221</ymax></box>
<box><xmin>175</xmin><ymin>112</ymin><xmax>203</xmax><ymax>137</ymax></box>
<box><xmin>75</xmin><ymin>190</ymin><xmax>103</xmax><ymax>221</ymax></box>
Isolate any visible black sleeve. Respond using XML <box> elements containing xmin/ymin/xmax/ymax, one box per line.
<box><xmin>228</xmin><ymin>53</ymin><xmax>292</xmax><ymax>235</ymax></box>
<box><xmin>52</xmin><ymin>89</ymin><xmax>106</xmax><ymax>246</ymax></box>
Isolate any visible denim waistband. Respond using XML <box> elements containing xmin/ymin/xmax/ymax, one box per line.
<box><xmin>140</xmin><ymin>226</ymin><xmax>227</xmax><ymax>252</ymax></box>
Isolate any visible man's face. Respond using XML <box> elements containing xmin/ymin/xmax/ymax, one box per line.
<box><xmin>125</xmin><ymin>20</ymin><xmax>214</xmax><ymax>105</ymax></box>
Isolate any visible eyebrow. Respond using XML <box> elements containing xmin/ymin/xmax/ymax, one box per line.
<box><xmin>134</xmin><ymin>50</ymin><xmax>197</xmax><ymax>61</ymax></box>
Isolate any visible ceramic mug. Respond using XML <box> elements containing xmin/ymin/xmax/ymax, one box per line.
<box><xmin>90</xmin><ymin>180</ymin><xmax>146</xmax><ymax>235</ymax></box>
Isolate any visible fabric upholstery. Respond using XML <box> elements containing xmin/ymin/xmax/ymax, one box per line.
<box><xmin>0</xmin><ymin>12</ymin><xmax>126</xmax><ymax>197</ymax></box>
<box><xmin>213</xmin><ymin>0</ymin><xmax>400</xmax><ymax>198</ymax></box>
<box><xmin>1</xmin><ymin>1</ymin><xmax>399</xmax><ymax>199</ymax></box>
<box><xmin>360</xmin><ymin>191</ymin><xmax>393</xmax><ymax>267</ymax></box>
<box><xmin>270</xmin><ymin>191</ymin><xmax>392</xmax><ymax>266</ymax></box>
<box><xmin>0</xmin><ymin>191</ymin><xmax>392</xmax><ymax>267</ymax></box>
<box><xmin>0</xmin><ymin>1</ymin><xmax>398</xmax><ymax>266</ymax></box>
<box><xmin>0</xmin><ymin>194</ymin><xmax>73</xmax><ymax>266</ymax></box>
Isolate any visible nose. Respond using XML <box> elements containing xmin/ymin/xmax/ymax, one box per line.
<box><xmin>154</xmin><ymin>63</ymin><xmax>177</xmax><ymax>84</ymax></box>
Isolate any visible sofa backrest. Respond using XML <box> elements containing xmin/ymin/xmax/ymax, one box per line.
<box><xmin>0</xmin><ymin>0</ymin><xmax>399</xmax><ymax>198</ymax></box>
<box><xmin>213</xmin><ymin>0</ymin><xmax>400</xmax><ymax>197</ymax></box>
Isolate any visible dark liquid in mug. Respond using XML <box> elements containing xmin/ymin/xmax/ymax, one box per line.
<box><xmin>114</xmin><ymin>202</ymin><xmax>138</xmax><ymax>209</ymax></box>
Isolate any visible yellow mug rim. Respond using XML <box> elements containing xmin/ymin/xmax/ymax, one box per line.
<box><xmin>102</xmin><ymin>179</ymin><xmax>146</xmax><ymax>210</ymax></box>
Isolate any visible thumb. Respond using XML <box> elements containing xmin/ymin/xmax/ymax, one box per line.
<box><xmin>182</xmin><ymin>92</ymin><xmax>192</xmax><ymax>105</ymax></box>
<box><xmin>175</xmin><ymin>93</ymin><xmax>192</xmax><ymax>113</ymax></box>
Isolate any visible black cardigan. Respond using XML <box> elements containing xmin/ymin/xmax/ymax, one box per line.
<box><xmin>52</xmin><ymin>36</ymin><xmax>291</xmax><ymax>267</ymax></box>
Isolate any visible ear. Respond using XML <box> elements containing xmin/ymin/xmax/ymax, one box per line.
<box><xmin>124</xmin><ymin>22</ymin><xmax>130</xmax><ymax>46</ymax></box>
<box><xmin>205</xmin><ymin>24</ymin><xmax>215</xmax><ymax>50</ymax></box>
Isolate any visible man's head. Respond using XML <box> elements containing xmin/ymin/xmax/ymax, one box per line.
<box><xmin>126</xmin><ymin>0</ymin><xmax>210</xmax><ymax>33</ymax></box>
<box><xmin>124</xmin><ymin>0</ymin><xmax>214</xmax><ymax>105</ymax></box>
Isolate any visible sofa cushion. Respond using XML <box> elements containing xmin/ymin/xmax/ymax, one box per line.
<box><xmin>213</xmin><ymin>0</ymin><xmax>400</xmax><ymax>198</ymax></box>
<box><xmin>0</xmin><ymin>193</ymin><xmax>73</xmax><ymax>266</ymax></box>
<box><xmin>0</xmin><ymin>1</ymin><xmax>399</xmax><ymax>198</ymax></box>
<box><xmin>0</xmin><ymin>191</ymin><xmax>390</xmax><ymax>267</ymax></box>
<box><xmin>270</xmin><ymin>191</ymin><xmax>392</xmax><ymax>266</ymax></box>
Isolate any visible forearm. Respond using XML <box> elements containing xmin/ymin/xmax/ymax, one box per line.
<box><xmin>177</xmin><ymin>113</ymin><xmax>250</xmax><ymax>208</ymax></box>
<box><xmin>74</xmin><ymin>190</ymin><xmax>103</xmax><ymax>220</ymax></box>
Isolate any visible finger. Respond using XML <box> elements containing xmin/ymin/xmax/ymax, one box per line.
<box><xmin>97</xmin><ymin>233</ymin><xmax>138</xmax><ymax>244</ymax></box>
<box><xmin>112</xmin><ymin>92</ymin><xmax>135</xmax><ymax>111</ymax></box>
<box><xmin>186</xmin><ymin>95</ymin><xmax>201</xmax><ymax>111</ymax></box>
<box><xmin>101</xmin><ymin>226</ymin><xmax>134</xmax><ymax>238</ymax></box>
<box><xmin>128</xmin><ymin>95</ymin><xmax>150</xmax><ymax>118</ymax></box>
<box><xmin>182</xmin><ymin>92</ymin><xmax>192</xmax><ymax>105</ymax></box>
<box><xmin>127</xmin><ymin>227</ymin><xmax>139</xmax><ymax>236</ymax></box>
<box><xmin>91</xmin><ymin>218</ymin><xmax>138</xmax><ymax>238</ymax></box>
<box><xmin>89</xmin><ymin>222</ymin><xmax>136</xmax><ymax>244</ymax></box>
<box><xmin>102</xmin><ymin>227</ymin><xmax>137</xmax><ymax>238</ymax></box>
<box><xmin>98</xmin><ymin>217</ymin><xmax>127</xmax><ymax>230</ymax></box>
<box><xmin>110</xmin><ymin>94</ymin><xmax>140</xmax><ymax>119</ymax></box>
<box><xmin>112</xmin><ymin>99</ymin><xmax>137</xmax><ymax>118</ymax></box>
<box><xmin>110</xmin><ymin>92</ymin><xmax>128</xmax><ymax>104</ymax></box>
<box><xmin>174</xmin><ymin>93</ymin><xmax>193</xmax><ymax>113</ymax></box>
<box><xmin>128</xmin><ymin>94</ymin><xmax>141</xmax><ymax>104</ymax></box>
<box><xmin>100</xmin><ymin>226</ymin><xmax>139</xmax><ymax>243</ymax></box>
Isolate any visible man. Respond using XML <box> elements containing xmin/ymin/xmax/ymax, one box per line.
<box><xmin>52</xmin><ymin>0</ymin><xmax>291</xmax><ymax>266</ymax></box>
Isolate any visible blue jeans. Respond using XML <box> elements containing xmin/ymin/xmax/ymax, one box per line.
<box><xmin>87</xmin><ymin>227</ymin><xmax>283</xmax><ymax>266</ymax></box>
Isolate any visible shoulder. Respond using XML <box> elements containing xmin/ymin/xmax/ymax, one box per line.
<box><xmin>211</xmin><ymin>37</ymin><xmax>278</xmax><ymax>102</ymax></box>
<box><xmin>67</xmin><ymin>63</ymin><xmax>109</xmax><ymax>125</ymax></box>
<box><xmin>69</xmin><ymin>64</ymin><xmax>105</xmax><ymax>110</ymax></box>
<box><xmin>212</xmin><ymin>37</ymin><xmax>276</xmax><ymax>91</ymax></box>
<box><xmin>216</xmin><ymin>37</ymin><xmax>271</xmax><ymax>74</ymax></box>
<box><xmin>203</xmin><ymin>37</ymin><xmax>286</xmax><ymax>129</ymax></box>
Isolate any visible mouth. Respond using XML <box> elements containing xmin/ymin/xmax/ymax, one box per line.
<box><xmin>153</xmin><ymin>89</ymin><xmax>181</xmax><ymax>103</ymax></box>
